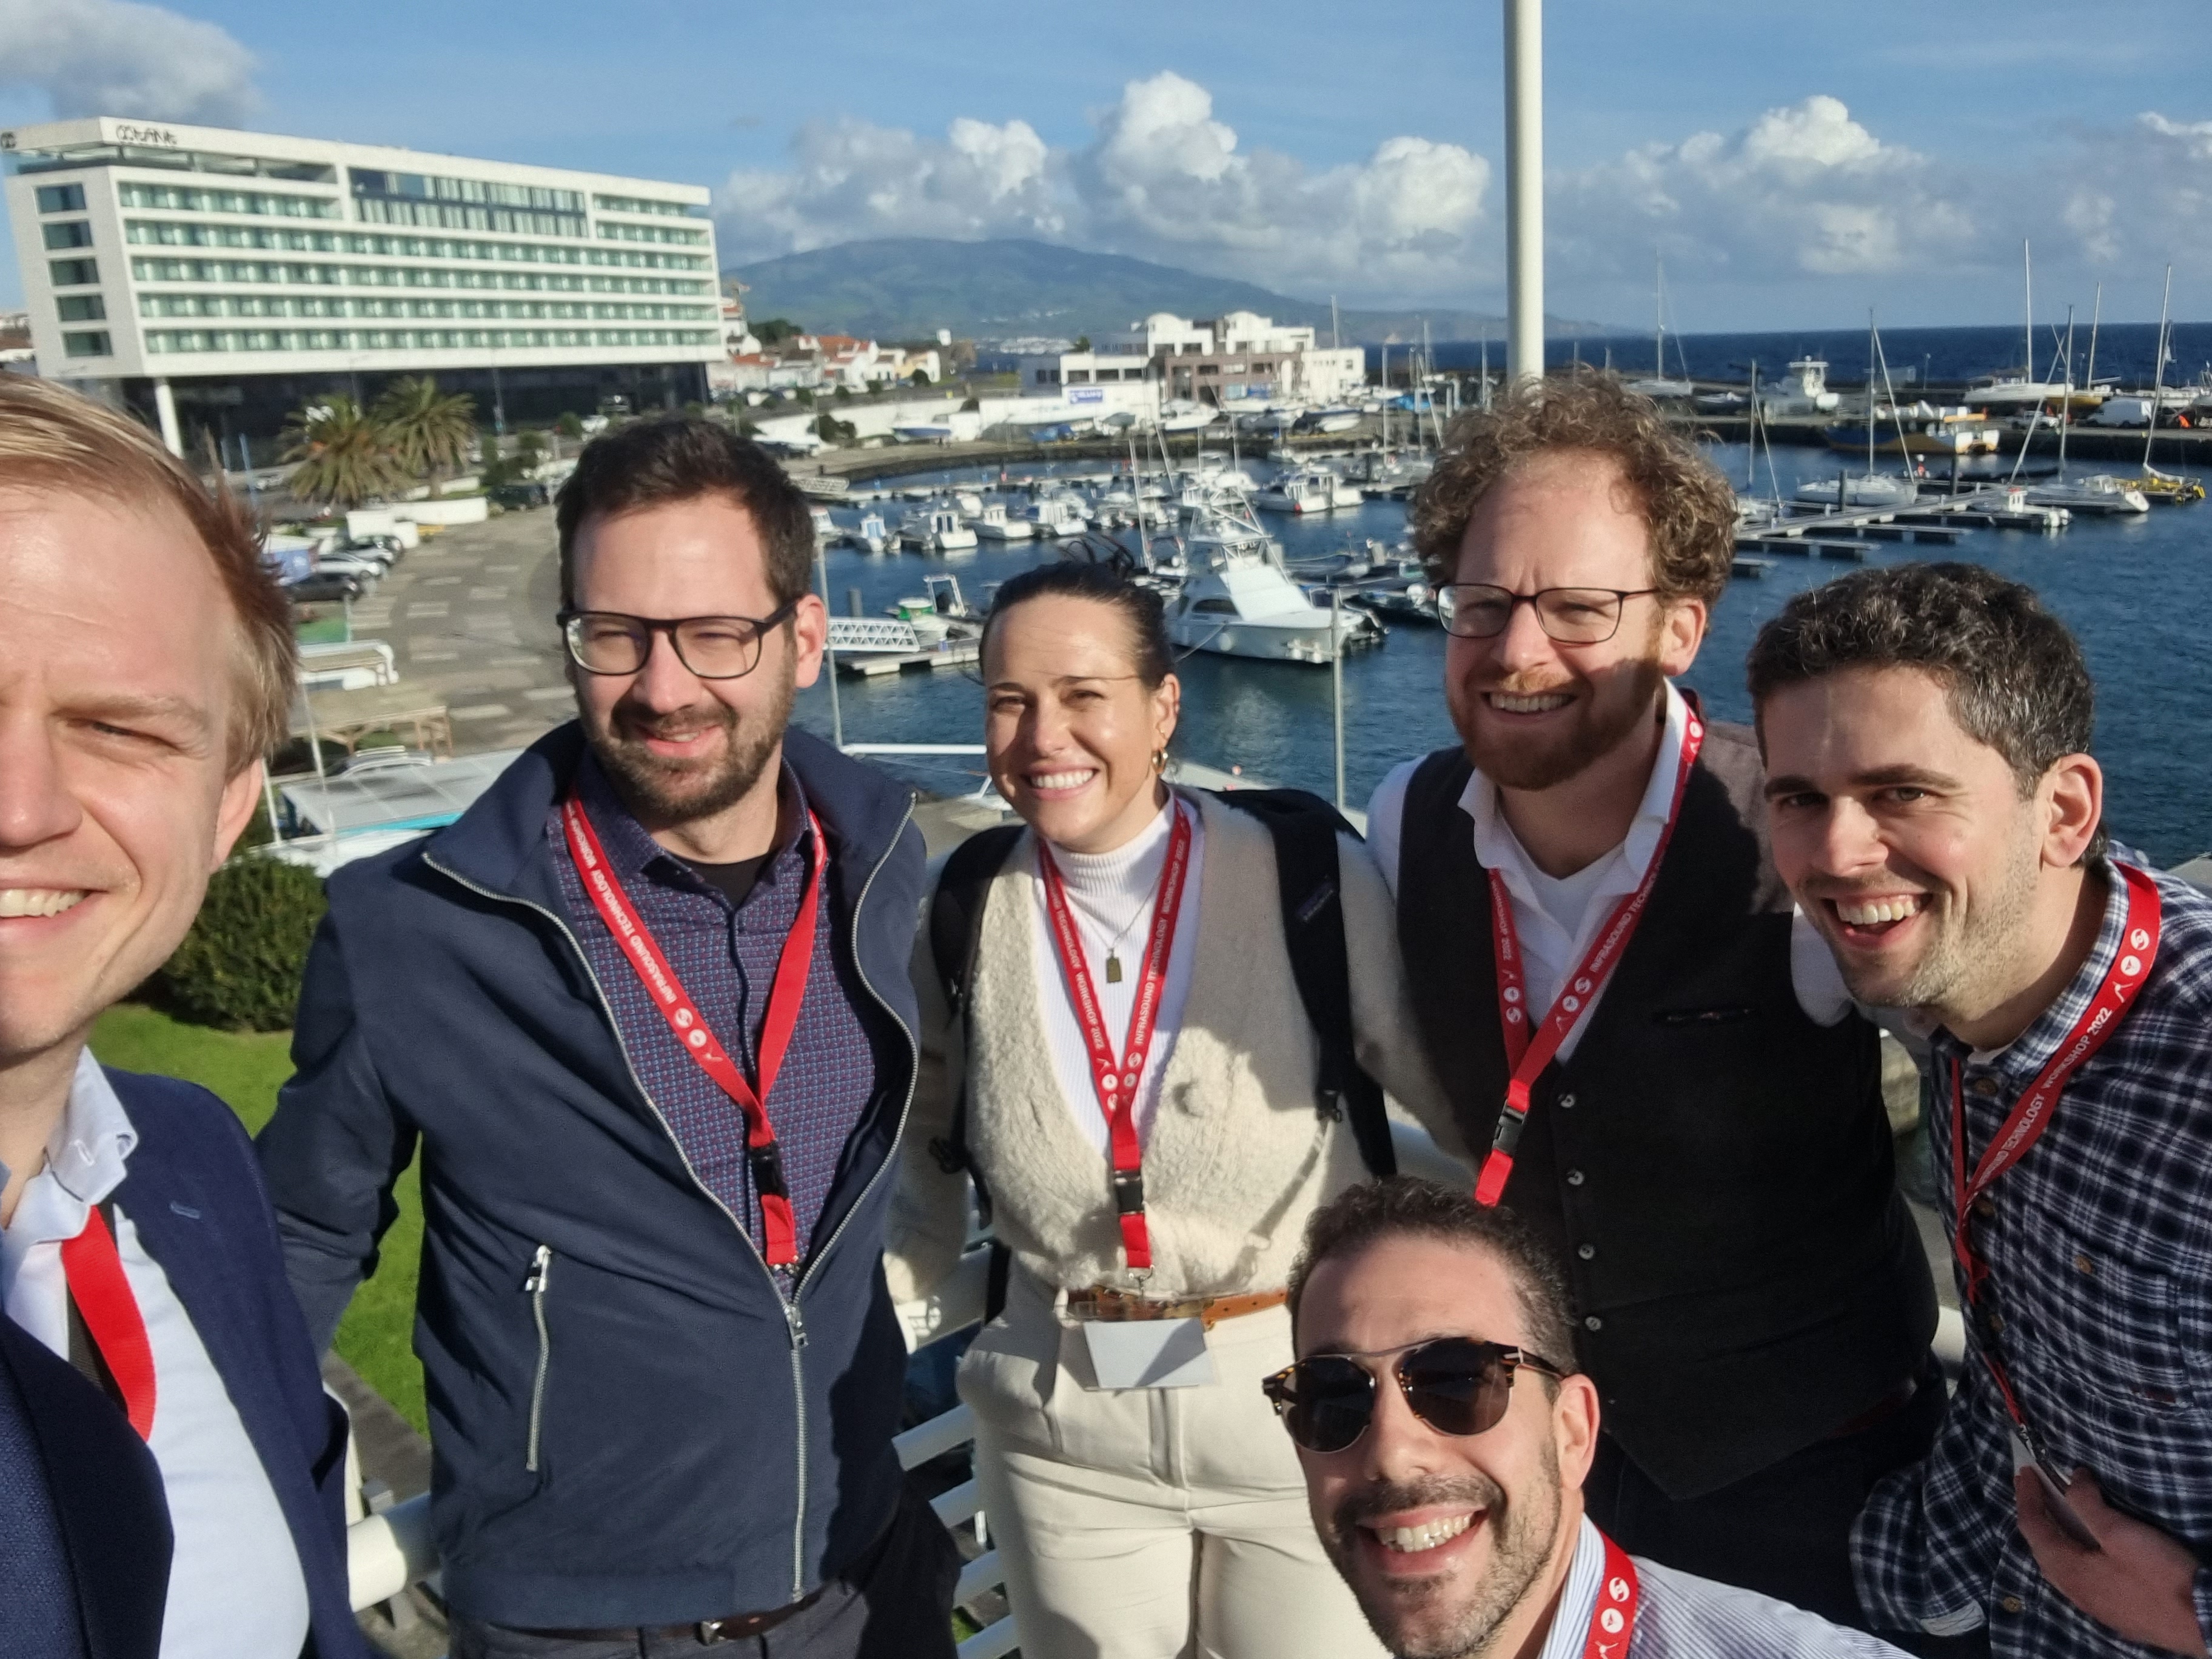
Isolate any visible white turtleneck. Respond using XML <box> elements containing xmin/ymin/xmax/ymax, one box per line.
<box><xmin>1028</xmin><ymin>790</ymin><xmax>1206</xmax><ymax>1155</ymax></box>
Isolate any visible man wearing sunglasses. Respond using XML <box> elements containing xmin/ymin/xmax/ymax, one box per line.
<box><xmin>260</xmin><ymin>418</ymin><xmax>956</xmax><ymax>1656</ymax></box>
<box><xmin>1275</xmin><ymin>1177</ymin><xmax>1909</xmax><ymax>1658</ymax></box>
<box><xmin>1366</xmin><ymin>371</ymin><xmax>1938</xmax><ymax>1626</ymax></box>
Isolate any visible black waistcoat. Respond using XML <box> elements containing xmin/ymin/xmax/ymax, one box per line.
<box><xmin>1396</xmin><ymin>721</ymin><xmax>1936</xmax><ymax>1498</ymax></box>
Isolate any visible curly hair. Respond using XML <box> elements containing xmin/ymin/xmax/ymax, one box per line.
<box><xmin>1409</xmin><ymin>367</ymin><xmax>1737</xmax><ymax>605</ymax></box>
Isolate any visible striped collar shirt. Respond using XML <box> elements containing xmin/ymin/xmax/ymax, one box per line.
<box><xmin>1852</xmin><ymin>857</ymin><xmax>2212</xmax><ymax>1658</ymax></box>
<box><xmin>1539</xmin><ymin>1517</ymin><xmax>1909</xmax><ymax>1657</ymax></box>
<box><xmin>548</xmin><ymin>752</ymin><xmax>879</xmax><ymax>1270</ymax></box>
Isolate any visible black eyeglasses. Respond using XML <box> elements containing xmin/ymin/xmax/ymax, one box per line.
<box><xmin>1262</xmin><ymin>1337</ymin><xmax>1567</xmax><ymax>1454</ymax></box>
<box><xmin>1436</xmin><ymin>585</ymin><xmax>1658</xmax><ymax>644</ymax></box>
<box><xmin>558</xmin><ymin>602</ymin><xmax>798</xmax><ymax>680</ymax></box>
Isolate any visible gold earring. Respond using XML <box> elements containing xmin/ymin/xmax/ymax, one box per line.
<box><xmin>1153</xmin><ymin>747</ymin><xmax>1168</xmax><ymax>773</ymax></box>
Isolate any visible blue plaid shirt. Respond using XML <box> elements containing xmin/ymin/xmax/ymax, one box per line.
<box><xmin>548</xmin><ymin>753</ymin><xmax>879</xmax><ymax>1272</ymax></box>
<box><xmin>1853</xmin><ymin>856</ymin><xmax>2212</xmax><ymax>1658</ymax></box>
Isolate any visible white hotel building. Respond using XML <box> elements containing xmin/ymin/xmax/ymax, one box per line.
<box><xmin>1</xmin><ymin>117</ymin><xmax>723</xmax><ymax>455</ymax></box>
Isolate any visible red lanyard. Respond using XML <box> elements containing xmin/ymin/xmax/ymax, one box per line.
<box><xmin>561</xmin><ymin>795</ymin><xmax>825</xmax><ymax>1268</ymax></box>
<box><xmin>1036</xmin><ymin>802</ymin><xmax>1196</xmax><ymax>1273</ymax></box>
<box><xmin>1583</xmin><ymin>1531</ymin><xmax>1641</xmax><ymax>1659</ymax></box>
<box><xmin>1474</xmin><ymin>710</ymin><xmax>1705</xmax><ymax>1205</ymax></box>
<box><xmin>1950</xmin><ymin>862</ymin><xmax>2160</xmax><ymax>1432</ymax></box>
<box><xmin>61</xmin><ymin>1205</ymin><xmax>156</xmax><ymax>1440</ymax></box>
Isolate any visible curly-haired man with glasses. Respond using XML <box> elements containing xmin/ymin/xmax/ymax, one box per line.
<box><xmin>1274</xmin><ymin>1177</ymin><xmax>1909</xmax><ymax>1658</ymax></box>
<box><xmin>260</xmin><ymin>418</ymin><xmax>957</xmax><ymax>1657</ymax></box>
<box><xmin>1363</xmin><ymin>371</ymin><xmax>1939</xmax><ymax>1631</ymax></box>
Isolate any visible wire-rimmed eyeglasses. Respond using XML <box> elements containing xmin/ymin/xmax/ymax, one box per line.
<box><xmin>558</xmin><ymin>602</ymin><xmax>798</xmax><ymax>680</ymax></box>
<box><xmin>1436</xmin><ymin>584</ymin><xmax>1658</xmax><ymax>644</ymax></box>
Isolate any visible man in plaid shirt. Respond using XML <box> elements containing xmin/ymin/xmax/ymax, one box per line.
<box><xmin>1746</xmin><ymin>561</ymin><xmax>2212</xmax><ymax>1658</ymax></box>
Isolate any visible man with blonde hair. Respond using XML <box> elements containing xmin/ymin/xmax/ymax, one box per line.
<box><xmin>0</xmin><ymin>377</ymin><xmax>364</xmax><ymax>1659</ymax></box>
<box><xmin>1364</xmin><ymin>370</ymin><xmax>1938</xmax><ymax>1627</ymax></box>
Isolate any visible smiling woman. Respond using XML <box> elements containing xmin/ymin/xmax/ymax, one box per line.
<box><xmin>885</xmin><ymin>557</ymin><xmax>1461</xmax><ymax>1659</ymax></box>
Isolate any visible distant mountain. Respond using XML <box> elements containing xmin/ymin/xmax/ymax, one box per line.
<box><xmin>723</xmin><ymin>238</ymin><xmax>1621</xmax><ymax>346</ymax></box>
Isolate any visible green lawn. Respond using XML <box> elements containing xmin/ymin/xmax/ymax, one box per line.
<box><xmin>90</xmin><ymin>1003</ymin><xmax>428</xmax><ymax>1433</ymax></box>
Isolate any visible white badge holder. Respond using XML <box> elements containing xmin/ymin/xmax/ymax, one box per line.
<box><xmin>1081</xmin><ymin>1318</ymin><xmax>1216</xmax><ymax>1390</ymax></box>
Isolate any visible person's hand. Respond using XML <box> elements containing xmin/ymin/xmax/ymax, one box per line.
<box><xmin>2015</xmin><ymin>1466</ymin><xmax>2210</xmax><ymax>1657</ymax></box>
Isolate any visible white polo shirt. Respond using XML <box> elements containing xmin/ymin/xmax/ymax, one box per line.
<box><xmin>1</xmin><ymin>1050</ymin><xmax>311</xmax><ymax>1659</ymax></box>
<box><xmin>1366</xmin><ymin>682</ymin><xmax>1851</xmax><ymax>1061</ymax></box>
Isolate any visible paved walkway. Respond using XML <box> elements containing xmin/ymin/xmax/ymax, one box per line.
<box><xmin>332</xmin><ymin>505</ymin><xmax>574</xmax><ymax>757</ymax></box>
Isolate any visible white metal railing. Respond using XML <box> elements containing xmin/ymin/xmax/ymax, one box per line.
<box><xmin>343</xmin><ymin>1122</ymin><xmax>1466</xmax><ymax>1653</ymax></box>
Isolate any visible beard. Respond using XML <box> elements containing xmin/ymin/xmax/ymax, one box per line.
<box><xmin>1823</xmin><ymin>817</ymin><xmax>2045</xmax><ymax>1015</ymax></box>
<box><xmin>1324</xmin><ymin>1457</ymin><xmax>1563</xmax><ymax>1659</ymax></box>
<box><xmin>581</xmin><ymin>660</ymin><xmax>794</xmax><ymax>830</ymax></box>
<box><xmin>1453</xmin><ymin>645</ymin><xmax>1667</xmax><ymax>794</ymax></box>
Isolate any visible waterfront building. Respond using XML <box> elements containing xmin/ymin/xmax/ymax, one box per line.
<box><xmin>1019</xmin><ymin>310</ymin><xmax>1367</xmax><ymax>411</ymax></box>
<box><xmin>1</xmin><ymin>116</ymin><xmax>723</xmax><ymax>455</ymax></box>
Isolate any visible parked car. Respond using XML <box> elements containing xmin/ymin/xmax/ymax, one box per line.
<box><xmin>285</xmin><ymin>572</ymin><xmax>364</xmax><ymax>604</ymax></box>
<box><xmin>347</xmin><ymin>532</ymin><xmax>407</xmax><ymax>557</ymax></box>
<box><xmin>489</xmin><ymin>480</ymin><xmax>552</xmax><ymax>509</ymax></box>
<box><xmin>312</xmin><ymin>554</ymin><xmax>387</xmax><ymax>584</ymax></box>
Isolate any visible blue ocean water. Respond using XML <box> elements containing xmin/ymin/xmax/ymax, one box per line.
<box><xmin>792</xmin><ymin>442</ymin><xmax>2212</xmax><ymax>866</ymax></box>
<box><xmin>1412</xmin><ymin>323</ymin><xmax>2212</xmax><ymax>393</ymax></box>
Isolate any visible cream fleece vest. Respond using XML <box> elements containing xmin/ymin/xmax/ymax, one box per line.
<box><xmin>885</xmin><ymin>789</ymin><xmax>1450</xmax><ymax>1304</ymax></box>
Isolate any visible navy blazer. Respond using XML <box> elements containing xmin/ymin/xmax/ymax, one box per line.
<box><xmin>106</xmin><ymin>1067</ymin><xmax>368</xmax><ymax>1659</ymax></box>
<box><xmin>0</xmin><ymin>1309</ymin><xmax>170</xmax><ymax>1659</ymax></box>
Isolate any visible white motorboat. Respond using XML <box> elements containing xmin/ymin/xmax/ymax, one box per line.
<box><xmin>1165</xmin><ymin>508</ymin><xmax>1375</xmax><ymax>663</ymax></box>
<box><xmin>967</xmin><ymin>501</ymin><xmax>1035</xmax><ymax>541</ymax></box>
<box><xmin>2024</xmin><ymin>475</ymin><xmax>2151</xmax><ymax>516</ymax></box>
<box><xmin>951</xmin><ymin>490</ymin><xmax>984</xmax><ymax>517</ymax></box>
<box><xmin>891</xmin><ymin>417</ymin><xmax>960</xmax><ymax>444</ymax></box>
<box><xmin>1158</xmin><ymin>400</ymin><xmax>1222</xmax><ymax>435</ymax></box>
<box><xmin>1759</xmin><ymin>358</ymin><xmax>1842</xmax><ymax>418</ymax></box>
<box><xmin>1626</xmin><ymin>377</ymin><xmax>1695</xmax><ymax>400</ymax></box>
<box><xmin>810</xmin><ymin>506</ymin><xmax>836</xmax><ymax>544</ymax></box>
<box><xmin>1792</xmin><ymin>473</ymin><xmax>1920</xmax><ymax>511</ymax></box>
<box><xmin>1024</xmin><ymin>495</ymin><xmax>1089</xmax><ymax>538</ymax></box>
<box><xmin>1254</xmin><ymin>465</ymin><xmax>1362</xmax><ymax>514</ymax></box>
<box><xmin>1299</xmin><ymin>407</ymin><xmax>1364</xmax><ymax>434</ymax></box>
<box><xmin>898</xmin><ymin>506</ymin><xmax>979</xmax><ymax>552</ymax></box>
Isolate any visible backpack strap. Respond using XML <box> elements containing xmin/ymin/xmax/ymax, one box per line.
<box><xmin>1212</xmin><ymin>789</ymin><xmax>1398</xmax><ymax>1179</ymax></box>
<box><xmin>924</xmin><ymin>823</ymin><xmax>1024</xmax><ymax>1231</ymax></box>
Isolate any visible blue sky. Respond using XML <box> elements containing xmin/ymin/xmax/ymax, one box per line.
<box><xmin>4</xmin><ymin>0</ymin><xmax>2208</xmax><ymax>331</ymax></box>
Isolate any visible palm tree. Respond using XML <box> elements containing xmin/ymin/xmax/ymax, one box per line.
<box><xmin>281</xmin><ymin>396</ymin><xmax>407</xmax><ymax>512</ymax></box>
<box><xmin>373</xmin><ymin>376</ymin><xmax>478</xmax><ymax>497</ymax></box>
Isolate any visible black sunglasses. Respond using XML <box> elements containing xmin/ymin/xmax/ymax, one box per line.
<box><xmin>1262</xmin><ymin>1337</ymin><xmax>1567</xmax><ymax>1454</ymax></box>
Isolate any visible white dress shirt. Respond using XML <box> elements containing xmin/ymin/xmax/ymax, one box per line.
<box><xmin>1028</xmin><ymin>792</ymin><xmax>1205</xmax><ymax>1155</ymax></box>
<box><xmin>1367</xmin><ymin>682</ymin><xmax>1851</xmax><ymax>1062</ymax></box>
<box><xmin>1</xmin><ymin>1050</ymin><xmax>311</xmax><ymax>1659</ymax></box>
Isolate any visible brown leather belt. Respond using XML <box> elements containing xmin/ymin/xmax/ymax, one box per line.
<box><xmin>526</xmin><ymin>1587</ymin><xmax>822</xmax><ymax>1646</ymax></box>
<box><xmin>1066</xmin><ymin>1285</ymin><xmax>1288</xmax><ymax>1330</ymax></box>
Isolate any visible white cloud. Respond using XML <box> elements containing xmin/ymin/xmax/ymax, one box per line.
<box><xmin>1550</xmin><ymin>95</ymin><xmax>1978</xmax><ymax>283</ymax></box>
<box><xmin>2053</xmin><ymin>112</ymin><xmax>2212</xmax><ymax>275</ymax></box>
<box><xmin>714</xmin><ymin>71</ymin><xmax>1489</xmax><ymax>298</ymax></box>
<box><xmin>0</xmin><ymin>0</ymin><xmax>258</xmax><ymax>126</ymax></box>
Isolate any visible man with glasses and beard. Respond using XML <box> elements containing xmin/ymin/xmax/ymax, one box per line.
<box><xmin>1364</xmin><ymin>372</ymin><xmax>1937</xmax><ymax>1629</ymax></box>
<box><xmin>1273</xmin><ymin>1176</ymin><xmax>1908</xmax><ymax>1657</ymax></box>
<box><xmin>260</xmin><ymin>420</ymin><xmax>957</xmax><ymax>1657</ymax></box>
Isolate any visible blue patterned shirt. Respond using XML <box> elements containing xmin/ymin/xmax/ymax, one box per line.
<box><xmin>548</xmin><ymin>753</ymin><xmax>879</xmax><ymax>1272</ymax></box>
<box><xmin>1853</xmin><ymin>856</ymin><xmax>2212</xmax><ymax>1658</ymax></box>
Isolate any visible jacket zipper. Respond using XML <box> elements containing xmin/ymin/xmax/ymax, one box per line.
<box><xmin>524</xmin><ymin>1244</ymin><xmax>553</xmax><ymax>1473</ymax></box>
<box><xmin>423</xmin><ymin>792</ymin><xmax>920</xmax><ymax>1604</ymax></box>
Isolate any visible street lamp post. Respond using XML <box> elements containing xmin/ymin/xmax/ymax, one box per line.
<box><xmin>1504</xmin><ymin>0</ymin><xmax>1545</xmax><ymax>386</ymax></box>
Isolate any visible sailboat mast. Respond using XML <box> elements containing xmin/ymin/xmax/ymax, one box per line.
<box><xmin>2083</xmin><ymin>283</ymin><xmax>2103</xmax><ymax>404</ymax></box>
<box><xmin>2023</xmin><ymin>240</ymin><xmax>2034</xmax><ymax>384</ymax></box>
<box><xmin>1655</xmin><ymin>251</ymin><xmax>1664</xmax><ymax>378</ymax></box>
<box><xmin>1867</xmin><ymin>309</ymin><xmax>1877</xmax><ymax>477</ymax></box>
<box><xmin>2145</xmin><ymin>263</ymin><xmax>2173</xmax><ymax>472</ymax></box>
<box><xmin>2058</xmin><ymin>304</ymin><xmax>2075</xmax><ymax>468</ymax></box>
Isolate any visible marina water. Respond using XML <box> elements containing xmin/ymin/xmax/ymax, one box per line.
<box><xmin>793</xmin><ymin>440</ymin><xmax>2212</xmax><ymax>867</ymax></box>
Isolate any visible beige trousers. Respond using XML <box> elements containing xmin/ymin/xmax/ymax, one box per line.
<box><xmin>957</xmin><ymin>1269</ymin><xmax>1387</xmax><ymax>1659</ymax></box>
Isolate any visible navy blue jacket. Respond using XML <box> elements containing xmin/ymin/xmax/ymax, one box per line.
<box><xmin>107</xmin><ymin>1069</ymin><xmax>364</xmax><ymax>1659</ymax></box>
<box><xmin>0</xmin><ymin>1309</ymin><xmax>169</xmax><ymax>1659</ymax></box>
<box><xmin>257</xmin><ymin>725</ymin><xmax>926</xmax><ymax>1628</ymax></box>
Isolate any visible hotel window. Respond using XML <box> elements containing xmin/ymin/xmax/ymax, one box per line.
<box><xmin>42</xmin><ymin>221</ymin><xmax>95</xmax><ymax>250</ymax></box>
<box><xmin>49</xmin><ymin>258</ymin><xmax>99</xmax><ymax>287</ymax></box>
<box><xmin>36</xmin><ymin>184</ymin><xmax>87</xmax><ymax>214</ymax></box>
<box><xmin>62</xmin><ymin>331</ymin><xmax>112</xmax><ymax>358</ymax></box>
<box><xmin>55</xmin><ymin>295</ymin><xmax>106</xmax><ymax>323</ymax></box>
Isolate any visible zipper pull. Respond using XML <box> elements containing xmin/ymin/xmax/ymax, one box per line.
<box><xmin>785</xmin><ymin>1298</ymin><xmax>808</xmax><ymax>1350</ymax></box>
<box><xmin>525</xmin><ymin>1244</ymin><xmax>552</xmax><ymax>1295</ymax></box>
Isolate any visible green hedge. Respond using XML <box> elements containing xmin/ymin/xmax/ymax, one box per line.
<box><xmin>158</xmin><ymin>857</ymin><xmax>327</xmax><ymax>1031</ymax></box>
